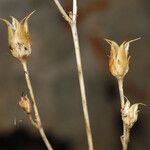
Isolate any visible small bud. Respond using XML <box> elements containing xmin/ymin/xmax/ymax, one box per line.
<box><xmin>0</xmin><ymin>11</ymin><xmax>35</xmax><ymax>61</ymax></box>
<box><xmin>105</xmin><ymin>38</ymin><xmax>140</xmax><ymax>79</ymax></box>
<box><xmin>121</xmin><ymin>97</ymin><xmax>144</xmax><ymax>128</ymax></box>
<box><xmin>19</xmin><ymin>95</ymin><xmax>31</xmax><ymax>114</ymax></box>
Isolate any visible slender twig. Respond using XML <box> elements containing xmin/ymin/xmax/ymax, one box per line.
<box><xmin>72</xmin><ymin>0</ymin><xmax>77</xmax><ymax>22</ymax></box>
<box><xmin>121</xmin><ymin>124</ymin><xmax>130</xmax><ymax>150</ymax></box>
<box><xmin>118</xmin><ymin>78</ymin><xmax>130</xmax><ymax>150</ymax></box>
<box><xmin>118</xmin><ymin>78</ymin><xmax>125</xmax><ymax>109</ymax></box>
<box><xmin>52</xmin><ymin>0</ymin><xmax>71</xmax><ymax>22</ymax></box>
<box><xmin>28</xmin><ymin>114</ymin><xmax>39</xmax><ymax>128</ymax></box>
<box><xmin>21</xmin><ymin>61</ymin><xmax>53</xmax><ymax>150</ymax></box>
<box><xmin>52</xmin><ymin>0</ymin><xmax>94</xmax><ymax>150</ymax></box>
<box><xmin>70</xmin><ymin>23</ymin><xmax>94</xmax><ymax>150</ymax></box>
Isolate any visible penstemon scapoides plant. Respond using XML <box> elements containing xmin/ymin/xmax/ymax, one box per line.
<box><xmin>105</xmin><ymin>38</ymin><xmax>145</xmax><ymax>150</ymax></box>
<box><xmin>0</xmin><ymin>11</ymin><xmax>53</xmax><ymax>150</ymax></box>
<box><xmin>0</xmin><ymin>0</ymin><xmax>146</xmax><ymax>150</ymax></box>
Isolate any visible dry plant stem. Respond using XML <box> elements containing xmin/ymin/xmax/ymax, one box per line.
<box><xmin>122</xmin><ymin>124</ymin><xmax>130</xmax><ymax>150</ymax></box>
<box><xmin>71</xmin><ymin>24</ymin><xmax>94</xmax><ymax>150</ymax></box>
<box><xmin>118</xmin><ymin>78</ymin><xmax>125</xmax><ymax>109</ymax></box>
<box><xmin>52</xmin><ymin>0</ymin><xmax>94</xmax><ymax>149</ymax></box>
<box><xmin>28</xmin><ymin>114</ymin><xmax>39</xmax><ymax>128</ymax></box>
<box><xmin>52</xmin><ymin>0</ymin><xmax>71</xmax><ymax>22</ymax></box>
<box><xmin>118</xmin><ymin>78</ymin><xmax>130</xmax><ymax>150</ymax></box>
<box><xmin>21</xmin><ymin>61</ymin><xmax>53</xmax><ymax>150</ymax></box>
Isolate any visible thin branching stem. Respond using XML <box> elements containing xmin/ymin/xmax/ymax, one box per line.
<box><xmin>118</xmin><ymin>78</ymin><xmax>130</xmax><ymax>150</ymax></box>
<box><xmin>52</xmin><ymin>0</ymin><xmax>94</xmax><ymax>149</ymax></box>
<box><xmin>21</xmin><ymin>61</ymin><xmax>53</xmax><ymax>150</ymax></box>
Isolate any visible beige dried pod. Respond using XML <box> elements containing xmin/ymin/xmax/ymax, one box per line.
<box><xmin>105</xmin><ymin>38</ymin><xmax>141</xmax><ymax>79</ymax></box>
<box><xmin>0</xmin><ymin>11</ymin><xmax>35</xmax><ymax>62</ymax></box>
<box><xmin>121</xmin><ymin>97</ymin><xmax>145</xmax><ymax>128</ymax></box>
<box><xmin>19</xmin><ymin>95</ymin><xmax>31</xmax><ymax>114</ymax></box>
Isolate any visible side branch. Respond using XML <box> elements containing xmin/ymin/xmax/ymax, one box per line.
<box><xmin>21</xmin><ymin>61</ymin><xmax>53</xmax><ymax>150</ymax></box>
<box><xmin>52</xmin><ymin>0</ymin><xmax>71</xmax><ymax>22</ymax></box>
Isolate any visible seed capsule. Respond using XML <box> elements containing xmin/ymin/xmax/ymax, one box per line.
<box><xmin>19</xmin><ymin>95</ymin><xmax>31</xmax><ymax>114</ymax></box>
<box><xmin>1</xmin><ymin>11</ymin><xmax>35</xmax><ymax>61</ymax></box>
<box><xmin>105</xmin><ymin>38</ymin><xmax>140</xmax><ymax>79</ymax></box>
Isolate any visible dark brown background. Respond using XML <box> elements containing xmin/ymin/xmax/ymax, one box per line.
<box><xmin>0</xmin><ymin>0</ymin><xmax>149</xmax><ymax>149</ymax></box>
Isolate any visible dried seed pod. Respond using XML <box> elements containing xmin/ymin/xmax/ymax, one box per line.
<box><xmin>19</xmin><ymin>95</ymin><xmax>31</xmax><ymax>114</ymax></box>
<box><xmin>105</xmin><ymin>38</ymin><xmax>140</xmax><ymax>79</ymax></box>
<box><xmin>1</xmin><ymin>11</ymin><xmax>35</xmax><ymax>62</ymax></box>
<box><xmin>121</xmin><ymin>97</ymin><xmax>145</xmax><ymax>128</ymax></box>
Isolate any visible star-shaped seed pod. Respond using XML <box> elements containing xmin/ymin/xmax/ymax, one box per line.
<box><xmin>121</xmin><ymin>97</ymin><xmax>145</xmax><ymax>128</ymax></box>
<box><xmin>105</xmin><ymin>38</ymin><xmax>140</xmax><ymax>79</ymax></box>
<box><xmin>0</xmin><ymin>11</ymin><xmax>35</xmax><ymax>62</ymax></box>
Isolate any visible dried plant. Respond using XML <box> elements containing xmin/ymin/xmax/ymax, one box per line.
<box><xmin>106</xmin><ymin>38</ymin><xmax>145</xmax><ymax>150</ymax></box>
<box><xmin>0</xmin><ymin>1</ymin><xmax>147</xmax><ymax>150</ymax></box>
<box><xmin>51</xmin><ymin>0</ymin><xmax>94</xmax><ymax>150</ymax></box>
<box><xmin>1</xmin><ymin>12</ymin><xmax>53</xmax><ymax>150</ymax></box>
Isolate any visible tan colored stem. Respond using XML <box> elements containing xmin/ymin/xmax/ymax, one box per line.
<box><xmin>52</xmin><ymin>0</ymin><xmax>94</xmax><ymax>149</ymax></box>
<box><xmin>118</xmin><ymin>78</ymin><xmax>130</xmax><ymax>150</ymax></box>
<box><xmin>70</xmin><ymin>23</ymin><xmax>94</xmax><ymax>150</ymax></box>
<box><xmin>53</xmin><ymin>0</ymin><xmax>71</xmax><ymax>22</ymax></box>
<box><xmin>121</xmin><ymin>124</ymin><xmax>130</xmax><ymax>150</ymax></box>
<box><xmin>21</xmin><ymin>61</ymin><xmax>53</xmax><ymax>150</ymax></box>
<box><xmin>118</xmin><ymin>78</ymin><xmax>125</xmax><ymax>109</ymax></box>
<box><xmin>28</xmin><ymin>114</ymin><xmax>39</xmax><ymax>128</ymax></box>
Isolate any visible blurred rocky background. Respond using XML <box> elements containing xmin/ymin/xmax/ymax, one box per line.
<box><xmin>0</xmin><ymin>0</ymin><xmax>150</xmax><ymax>149</ymax></box>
